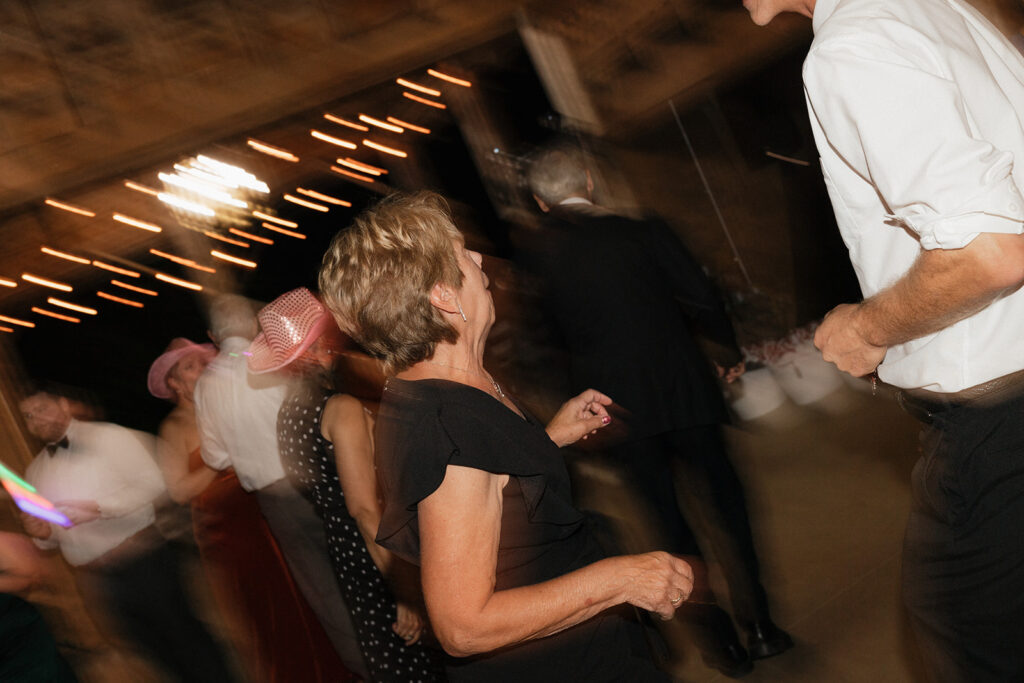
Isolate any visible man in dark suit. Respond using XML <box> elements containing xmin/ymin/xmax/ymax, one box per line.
<box><xmin>523</xmin><ymin>144</ymin><xmax>792</xmax><ymax>677</ymax></box>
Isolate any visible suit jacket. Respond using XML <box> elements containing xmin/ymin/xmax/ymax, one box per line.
<box><xmin>524</xmin><ymin>203</ymin><xmax>740</xmax><ymax>441</ymax></box>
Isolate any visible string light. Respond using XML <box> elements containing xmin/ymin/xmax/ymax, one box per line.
<box><xmin>158</xmin><ymin>173</ymin><xmax>248</xmax><ymax>208</ymax></box>
<box><xmin>395</xmin><ymin>78</ymin><xmax>441</xmax><ymax>96</ymax></box>
<box><xmin>113</xmin><ymin>213</ymin><xmax>162</xmax><ymax>233</ymax></box>
<box><xmin>97</xmin><ymin>291</ymin><xmax>144</xmax><ymax>308</ymax></box>
<box><xmin>44</xmin><ymin>199</ymin><xmax>95</xmax><ymax>217</ymax></box>
<box><xmin>247</xmin><ymin>139</ymin><xmax>299</xmax><ymax>162</ymax></box>
<box><xmin>310</xmin><ymin>130</ymin><xmax>358</xmax><ymax>150</ymax></box>
<box><xmin>296</xmin><ymin>188</ymin><xmax>351</xmax><ymax>206</ymax></box>
<box><xmin>92</xmin><ymin>261</ymin><xmax>140</xmax><ymax>278</ymax></box>
<box><xmin>211</xmin><ymin>251</ymin><xmax>257</xmax><ymax>269</ymax></box>
<box><xmin>403</xmin><ymin>92</ymin><xmax>447</xmax><ymax>109</ymax></box>
<box><xmin>111</xmin><ymin>280</ymin><xmax>158</xmax><ymax>296</ymax></box>
<box><xmin>330</xmin><ymin>166</ymin><xmax>374</xmax><ymax>183</ymax></box>
<box><xmin>358</xmin><ymin>115</ymin><xmax>403</xmax><ymax>133</ymax></box>
<box><xmin>229</xmin><ymin>228</ymin><xmax>273</xmax><ymax>245</ymax></box>
<box><xmin>22</xmin><ymin>274</ymin><xmax>72</xmax><ymax>292</ymax></box>
<box><xmin>0</xmin><ymin>326</ymin><xmax>12</xmax><ymax>333</ymax></box>
<box><xmin>47</xmin><ymin>298</ymin><xmax>98</xmax><ymax>315</ymax></box>
<box><xmin>362</xmin><ymin>140</ymin><xmax>408</xmax><ymax>158</ymax></box>
<box><xmin>387</xmin><ymin>117</ymin><xmax>430</xmax><ymax>134</ymax></box>
<box><xmin>149</xmin><ymin>249</ymin><xmax>217</xmax><ymax>273</ymax></box>
<box><xmin>0</xmin><ymin>278</ymin><xmax>16</xmax><ymax>288</ymax></box>
<box><xmin>123</xmin><ymin>180</ymin><xmax>160</xmax><ymax>196</ymax></box>
<box><xmin>283</xmin><ymin>194</ymin><xmax>329</xmax><ymax>212</ymax></box>
<box><xmin>336</xmin><ymin>158</ymin><xmax>387</xmax><ymax>176</ymax></box>
<box><xmin>157</xmin><ymin>193</ymin><xmax>216</xmax><ymax>217</ymax></box>
<box><xmin>0</xmin><ymin>314</ymin><xmax>35</xmax><ymax>328</ymax></box>
<box><xmin>427</xmin><ymin>68</ymin><xmax>472</xmax><ymax>87</ymax></box>
<box><xmin>203</xmin><ymin>230</ymin><xmax>250</xmax><ymax>248</ymax></box>
<box><xmin>32</xmin><ymin>307</ymin><xmax>80</xmax><ymax>323</ymax></box>
<box><xmin>155</xmin><ymin>273</ymin><xmax>203</xmax><ymax>291</ymax></box>
<box><xmin>323</xmin><ymin>114</ymin><xmax>369</xmax><ymax>131</ymax></box>
<box><xmin>40</xmin><ymin>247</ymin><xmax>90</xmax><ymax>265</ymax></box>
<box><xmin>252</xmin><ymin>211</ymin><xmax>298</xmax><ymax>228</ymax></box>
<box><xmin>261</xmin><ymin>222</ymin><xmax>306</xmax><ymax>239</ymax></box>
<box><xmin>194</xmin><ymin>156</ymin><xmax>269</xmax><ymax>193</ymax></box>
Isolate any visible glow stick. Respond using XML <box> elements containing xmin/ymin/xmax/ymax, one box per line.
<box><xmin>0</xmin><ymin>464</ymin><xmax>73</xmax><ymax>527</ymax></box>
<box><xmin>3</xmin><ymin>479</ymin><xmax>54</xmax><ymax>510</ymax></box>
<box><xmin>0</xmin><ymin>460</ymin><xmax>35</xmax><ymax>492</ymax></box>
<box><xmin>14</xmin><ymin>498</ymin><xmax>72</xmax><ymax>528</ymax></box>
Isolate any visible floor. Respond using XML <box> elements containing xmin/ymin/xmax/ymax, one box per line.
<box><xmin>574</xmin><ymin>384</ymin><xmax>932</xmax><ymax>683</ymax></box>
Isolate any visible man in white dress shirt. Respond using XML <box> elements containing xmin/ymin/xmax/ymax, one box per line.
<box><xmin>193</xmin><ymin>294</ymin><xmax>369</xmax><ymax>679</ymax></box>
<box><xmin>747</xmin><ymin>0</ymin><xmax>1024</xmax><ymax>679</ymax></box>
<box><xmin>19</xmin><ymin>385</ymin><xmax>233</xmax><ymax>682</ymax></box>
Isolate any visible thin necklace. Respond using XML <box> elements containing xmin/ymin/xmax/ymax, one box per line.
<box><xmin>422</xmin><ymin>359</ymin><xmax>505</xmax><ymax>398</ymax></box>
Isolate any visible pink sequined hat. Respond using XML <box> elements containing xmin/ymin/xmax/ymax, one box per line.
<box><xmin>248</xmin><ymin>287</ymin><xmax>333</xmax><ymax>374</ymax></box>
<box><xmin>147</xmin><ymin>337</ymin><xmax>216</xmax><ymax>399</ymax></box>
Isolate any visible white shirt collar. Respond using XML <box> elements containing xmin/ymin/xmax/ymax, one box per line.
<box><xmin>812</xmin><ymin>0</ymin><xmax>842</xmax><ymax>33</ymax></box>
<box><xmin>558</xmin><ymin>196</ymin><xmax>593</xmax><ymax>206</ymax></box>
<box><xmin>219</xmin><ymin>336</ymin><xmax>252</xmax><ymax>353</ymax></box>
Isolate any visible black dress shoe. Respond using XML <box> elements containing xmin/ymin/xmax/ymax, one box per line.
<box><xmin>746</xmin><ymin>620</ymin><xmax>794</xmax><ymax>660</ymax></box>
<box><xmin>702</xmin><ymin>641</ymin><xmax>754</xmax><ymax>678</ymax></box>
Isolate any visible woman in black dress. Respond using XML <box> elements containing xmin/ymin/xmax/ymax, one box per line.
<box><xmin>318</xmin><ymin>192</ymin><xmax>695</xmax><ymax>682</ymax></box>
<box><xmin>248</xmin><ymin>287</ymin><xmax>444</xmax><ymax>683</ymax></box>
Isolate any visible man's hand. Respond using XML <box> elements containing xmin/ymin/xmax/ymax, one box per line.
<box><xmin>715</xmin><ymin>361</ymin><xmax>746</xmax><ymax>384</ymax></box>
<box><xmin>20</xmin><ymin>512</ymin><xmax>51</xmax><ymax>540</ymax></box>
<box><xmin>814</xmin><ymin>303</ymin><xmax>887</xmax><ymax>377</ymax></box>
<box><xmin>55</xmin><ymin>500</ymin><xmax>101</xmax><ymax>526</ymax></box>
<box><xmin>546</xmin><ymin>389</ymin><xmax>613</xmax><ymax>448</ymax></box>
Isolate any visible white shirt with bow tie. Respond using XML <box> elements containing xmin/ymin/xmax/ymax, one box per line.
<box><xmin>25</xmin><ymin>418</ymin><xmax>166</xmax><ymax>566</ymax></box>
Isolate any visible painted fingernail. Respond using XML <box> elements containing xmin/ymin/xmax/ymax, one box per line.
<box><xmin>602</xmin><ymin>416</ymin><xmax>611</xmax><ymax>424</ymax></box>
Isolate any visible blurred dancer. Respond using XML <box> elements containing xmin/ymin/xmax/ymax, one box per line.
<box><xmin>524</xmin><ymin>145</ymin><xmax>792</xmax><ymax>677</ymax></box>
<box><xmin>18</xmin><ymin>385</ymin><xmax>234</xmax><ymax>682</ymax></box>
<box><xmin>748</xmin><ymin>0</ymin><xmax>1024</xmax><ymax>679</ymax></box>
<box><xmin>249</xmin><ymin>287</ymin><xmax>445</xmax><ymax>682</ymax></box>
<box><xmin>149</xmin><ymin>337</ymin><xmax>354</xmax><ymax>683</ymax></box>
<box><xmin>193</xmin><ymin>294</ymin><xmax>370</xmax><ymax>680</ymax></box>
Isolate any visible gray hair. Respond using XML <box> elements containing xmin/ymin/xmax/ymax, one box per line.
<box><xmin>526</xmin><ymin>145</ymin><xmax>590</xmax><ymax>207</ymax></box>
<box><xmin>207</xmin><ymin>294</ymin><xmax>258</xmax><ymax>342</ymax></box>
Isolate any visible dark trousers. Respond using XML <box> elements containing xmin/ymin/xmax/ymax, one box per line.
<box><xmin>902</xmin><ymin>393</ymin><xmax>1024</xmax><ymax>682</ymax></box>
<box><xmin>608</xmin><ymin>424</ymin><xmax>769</xmax><ymax>630</ymax></box>
<box><xmin>256</xmin><ymin>478</ymin><xmax>370</xmax><ymax>681</ymax></box>
<box><xmin>76</xmin><ymin>529</ymin><xmax>234</xmax><ymax>683</ymax></box>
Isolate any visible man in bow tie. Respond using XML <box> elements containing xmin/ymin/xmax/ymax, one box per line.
<box><xmin>18</xmin><ymin>384</ymin><xmax>234</xmax><ymax>682</ymax></box>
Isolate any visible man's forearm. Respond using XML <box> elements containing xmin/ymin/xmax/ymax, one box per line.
<box><xmin>816</xmin><ymin>232</ymin><xmax>1024</xmax><ymax>377</ymax></box>
<box><xmin>857</xmin><ymin>233</ymin><xmax>1024</xmax><ymax>347</ymax></box>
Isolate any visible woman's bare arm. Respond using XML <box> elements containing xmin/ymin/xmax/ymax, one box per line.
<box><xmin>419</xmin><ymin>464</ymin><xmax>693</xmax><ymax>657</ymax></box>
<box><xmin>322</xmin><ymin>394</ymin><xmax>393</xmax><ymax>575</ymax></box>
<box><xmin>157</xmin><ymin>415</ymin><xmax>216</xmax><ymax>504</ymax></box>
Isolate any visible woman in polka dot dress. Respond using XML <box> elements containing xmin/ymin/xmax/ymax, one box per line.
<box><xmin>249</xmin><ymin>288</ymin><xmax>446</xmax><ymax>683</ymax></box>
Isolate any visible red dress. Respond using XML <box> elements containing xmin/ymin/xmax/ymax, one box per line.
<box><xmin>189</xmin><ymin>449</ymin><xmax>356</xmax><ymax>682</ymax></box>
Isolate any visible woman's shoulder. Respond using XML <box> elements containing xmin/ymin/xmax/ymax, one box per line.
<box><xmin>382</xmin><ymin>377</ymin><xmax>498</xmax><ymax>415</ymax></box>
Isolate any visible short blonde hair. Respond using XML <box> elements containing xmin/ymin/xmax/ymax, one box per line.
<box><xmin>318</xmin><ymin>191</ymin><xmax>464</xmax><ymax>374</ymax></box>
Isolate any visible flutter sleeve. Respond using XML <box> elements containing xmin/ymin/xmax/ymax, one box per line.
<box><xmin>375</xmin><ymin>384</ymin><xmax>584</xmax><ymax>563</ymax></box>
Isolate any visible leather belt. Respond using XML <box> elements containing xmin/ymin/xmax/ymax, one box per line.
<box><xmin>895</xmin><ymin>368</ymin><xmax>1024</xmax><ymax>424</ymax></box>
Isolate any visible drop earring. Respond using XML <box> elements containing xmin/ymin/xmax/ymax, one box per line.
<box><xmin>457</xmin><ymin>301</ymin><xmax>467</xmax><ymax>323</ymax></box>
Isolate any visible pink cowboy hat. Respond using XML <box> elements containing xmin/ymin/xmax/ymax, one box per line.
<box><xmin>147</xmin><ymin>337</ymin><xmax>216</xmax><ymax>399</ymax></box>
<box><xmin>248</xmin><ymin>287</ymin><xmax>333</xmax><ymax>374</ymax></box>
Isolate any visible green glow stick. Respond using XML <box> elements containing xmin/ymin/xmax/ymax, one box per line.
<box><xmin>0</xmin><ymin>460</ymin><xmax>36</xmax><ymax>492</ymax></box>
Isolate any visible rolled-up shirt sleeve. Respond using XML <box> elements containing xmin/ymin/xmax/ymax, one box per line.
<box><xmin>803</xmin><ymin>28</ymin><xmax>1024</xmax><ymax>250</ymax></box>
